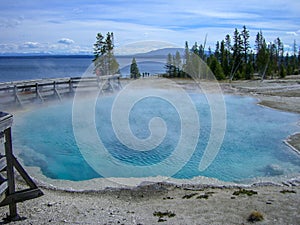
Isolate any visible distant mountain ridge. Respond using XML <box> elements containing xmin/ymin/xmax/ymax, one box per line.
<box><xmin>134</xmin><ymin>47</ymin><xmax>185</xmax><ymax>57</ymax></box>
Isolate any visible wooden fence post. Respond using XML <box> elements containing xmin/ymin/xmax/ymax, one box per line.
<box><xmin>4</xmin><ymin>127</ymin><xmax>18</xmax><ymax>219</ymax></box>
<box><xmin>0</xmin><ymin>112</ymin><xmax>43</xmax><ymax>222</ymax></box>
<box><xmin>69</xmin><ymin>78</ymin><xmax>74</xmax><ymax>93</ymax></box>
<box><xmin>35</xmin><ymin>83</ymin><xmax>40</xmax><ymax>101</ymax></box>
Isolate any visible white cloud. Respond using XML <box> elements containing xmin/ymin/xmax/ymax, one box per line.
<box><xmin>22</xmin><ymin>42</ymin><xmax>40</xmax><ymax>48</ymax></box>
<box><xmin>0</xmin><ymin>0</ymin><xmax>299</xmax><ymax>54</ymax></box>
<box><xmin>0</xmin><ymin>16</ymin><xmax>23</xmax><ymax>28</ymax></box>
<box><xmin>58</xmin><ymin>38</ymin><xmax>74</xmax><ymax>45</ymax></box>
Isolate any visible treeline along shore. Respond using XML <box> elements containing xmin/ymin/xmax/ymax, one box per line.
<box><xmin>164</xmin><ymin>26</ymin><xmax>300</xmax><ymax>81</ymax></box>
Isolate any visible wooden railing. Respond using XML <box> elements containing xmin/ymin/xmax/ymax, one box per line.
<box><xmin>0</xmin><ymin>112</ymin><xmax>43</xmax><ymax>221</ymax></box>
<box><xmin>0</xmin><ymin>75</ymin><xmax>121</xmax><ymax>107</ymax></box>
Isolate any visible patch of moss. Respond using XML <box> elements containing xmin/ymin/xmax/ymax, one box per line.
<box><xmin>247</xmin><ymin>211</ymin><xmax>264</xmax><ymax>222</ymax></box>
<box><xmin>163</xmin><ymin>196</ymin><xmax>174</xmax><ymax>200</ymax></box>
<box><xmin>280</xmin><ymin>189</ymin><xmax>296</xmax><ymax>194</ymax></box>
<box><xmin>233</xmin><ymin>189</ymin><xmax>258</xmax><ymax>196</ymax></box>
<box><xmin>182</xmin><ymin>193</ymin><xmax>198</xmax><ymax>199</ymax></box>
<box><xmin>153</xmin><ymin>210</ymin><xmax>176</xmax><ymax>222</ymax></box>
<box><xmin>196</xmin><ymin>192</ymin><xmax>215</xmax><ymax>199</ymax></box>
<box><xmin>196</xmin><ymin>194</ymin><xmax>209</xmax><ymax>199</ymax></box>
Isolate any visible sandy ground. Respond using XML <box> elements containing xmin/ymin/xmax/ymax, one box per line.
<box><xmin>1</xmin><ymin>183</ymin><xmax>299</xmax><ymax>225</ymax></box>
<box><xmin>0</xmin><ymin>76</ymin><xmax>300</xmax><ymax>224</ymax></box>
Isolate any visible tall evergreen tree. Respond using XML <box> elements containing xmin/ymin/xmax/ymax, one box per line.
<box><xmin>214</xmin><ymin>41</ymin><xmax>220</xmax><ymax>61</ymax></box>
<box><xmin>225</xmin><ymin>34</ymin><xmax>231</xmax><ymax>51</ymax></box>
<box><xmin>240</xmin><ymin>25</ymin><xmax>250</xmax><ymax>79</ymax></box>
<box><xmin>298</xmin><ymin>47</ymin><xmax>300</xmax><ymax>74</ymax></box>
<box><xmin>93</xmin><ymin>32</ymin><xmax>119</xmax><ymax>76</ymax></box>
<box><xmin>165</xmin><ymin>51</ymin><xmax>183</xmax><ymax>78</ymax></box>
<box><xmin>174</xmin><ymin>51</ymin><xmax>182</xmax><ymax>70</ymax></box>
<box><xmin>224</xmin><ymin>34</ymin><xmax>232</xmax><ymax>78</ymax></box>
<box><xmin>199</xmin><ymin>44</ymin><xmax>205</xmax><ymax>60</ymax></box>
<box><xmin>174</xmin><ymin>51</ymin><xmax>183</xmax><ymax>77</ymax></box>
<box><xmin>220</xmin><ymin>40</ymin><xmax>230</xmax><ymax>77</ymax></box>
<box><xmin>268</xmin><ymin>43</ymin><xmax>277</xmax><ymax>79</ymax></box>
<box><xmin>230</xmin><ymin>29</ymin><xmax>243</xmax><ymax>80</ymax></box>
<box><xmin>165</xmin><ymin>53</ymin><xmax>173</xmax><ymax>77</ymax></box>
<box><xmin>285</xmin><ymin>53</ymin><xmax>293</xmax><ymax>75</ymax></box>
<box><xmin>183</xmin><ymin>41</ymin><xmax>193</xmax><ymax>78</ymax></box>
<box><xmin>191</xmin><ymin>42</ymin><xmax>199</xmax><ymax>55</ymax></box>
<box><xmin>130</xmin><ymin>57</ymin><xmax>140</xmax><ymax>79</ymax></box>
<box><xmin>241</xmin><ymin>25</ymin><xmax>250</xmax><ymax>63</ymax></box>
<box><xmin>255</xmin><ymin>31</ymin><xmax>269</xmax><ymax>79</ymax></box>
<box><xmin>292</xmin><ymin>40</ymin><xmax>297</xmax><ymax>74</ymax></box>
<box><xmin>275</xmin><ymin>37</ymin><xmax>284</xmax><ymax>76</ymax></box>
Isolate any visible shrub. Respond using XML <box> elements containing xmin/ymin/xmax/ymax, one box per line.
<box><xmin>247</xmin><ymin>211</ymin><xmax>264</xmax><ymax>222</ymax></box>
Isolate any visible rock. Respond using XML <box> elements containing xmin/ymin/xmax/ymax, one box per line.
<box><xmin>47</xmin><ymin>202</ymin><xmax>56</xmax><ymax>207</ymax></box>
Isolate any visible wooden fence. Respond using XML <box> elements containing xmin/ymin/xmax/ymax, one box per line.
<box><xmin>0</xmin><ymin>112</ymin><xmax>43</xmax><ymax>221</ymax></box>
<box><xmin>0</xmin><ymin>75</ymin><xmax>121</xmax><ymax>107</ymax></box>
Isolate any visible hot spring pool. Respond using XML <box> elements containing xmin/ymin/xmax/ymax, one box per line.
<box><xmin>13</xmin><ymin>93</ymin><xmax>300</xmax><ymax>184</ymax></box>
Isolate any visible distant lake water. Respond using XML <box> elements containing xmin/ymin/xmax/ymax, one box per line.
<box><xmin>0</xmin><ymin>55</ymin><xmax>166</xmax><ymax>83</ymax></box>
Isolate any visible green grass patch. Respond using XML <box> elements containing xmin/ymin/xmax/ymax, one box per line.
<box><xmin>280</xmin><ymin>189</ymin><xmax>296</xmax><ymax>194</ymax></box>
<box><xmin>153</xmin><ymin>210</ymin><xmax>176</xmax><ymax>222</ymax></box>
<box><xmin>182</xmin><ymin>193</ymin><xmax>198</xmax><ymax>199</ymax></box>
<box><xmin>233</xmin><ymin>189</ymin><xmax>258</xmax><ymax>196</ymax></box>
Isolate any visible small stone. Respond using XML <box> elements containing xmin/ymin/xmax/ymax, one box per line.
<box><xmin>47</xmin><ymin>202</ymin><xmax>55</xmax><ymax>207</ymax></box>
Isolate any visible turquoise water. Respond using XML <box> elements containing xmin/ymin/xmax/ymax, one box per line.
<box><xmin>13</xmin><ymin>94</ymin><xmax>300</xmax><ymax>182</ymax></box>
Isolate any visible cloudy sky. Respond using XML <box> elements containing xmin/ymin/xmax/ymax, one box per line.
<box><xmin>0</xmin><ymin>0</ymin><xmax>299</xmax><ymax>55</ymax></box>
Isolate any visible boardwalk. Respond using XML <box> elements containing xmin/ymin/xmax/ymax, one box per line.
<box><xmin>0</xmin><ymin>75</ymin><xmax>122</xmax><ymax>107</ymax></box>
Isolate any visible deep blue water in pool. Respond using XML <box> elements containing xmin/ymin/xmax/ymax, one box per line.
<box><xmin>13</xmin><ymin>94</ymin><xmax>300</xmax><ymax>182</ymax></box>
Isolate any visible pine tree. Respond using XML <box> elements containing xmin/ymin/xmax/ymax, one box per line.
<box><xmin>93</xmin><ymin>32</ymin><xmax>119</xmax><ymax>76</ymax></box>
<box><xmin>165</xmin><ymin>53</ymin><xmax>174</xmax><ymax>77</ymax></box>
<box><xmin>292</xmin><ymin>40</ymin><xmax>297</xmax><ymax>74</ymax></box>
<box><xmin>199</xmin><ymin>44</ymin><xmax>205</xmax><ymax>60</ymax></box>
<box><xmin>208</xmin><ymin>55</ymin><xmax>225</xmax><ymax>80</ymax></box>
<box><xmin>241</xmin><ymin>26</ymin><xmax>250</xmax><ymax>79</ymax></box>
<box><xmin>174</xmin><ymin>51</ymin><xmax>183</xmax><ymax>77</ymax></box>
<box><xmin>268</xmin><ymin>43</ymin><xmax>277</xmax><ymax>79</ymax></box>
<box><xmin>255</xmin><ymin>31</ymin><xmax>269</xmax><ymax>79</ymax></box>
<box><xmin>165</xmin><ymin>51</ymin><xmax>183</xmax><ymax>78</ymax></box>
<box><xmin>275</xmin><ymin>37</ymin><xmax>284</xmax><ymax>77</ymax></box>
<box><xmin>183</xmin><ymin>41</ymin><xmax>192</xmax><ymax>78</ymax></box>
<box><xmin>231</xmin><ymin>29</ymin><xmax>243</xmax><ymax>80</ymax></box>
<box><xmin>220</xmin><ymin>40</ymin><xmax>230</xmax><ymax>78</ymax></box>
<box><xmin>241</xmin><ymin>25</ymin><xmax>250</xmax><ymax>63</ymax></box>
<box><xmin>214</xmin><ymin>41</ymin><xmax>220</xmax><ymax>61</ymax></box>
<box><xmin>298</xmin><ymin>47</ymin><xmax>300</xmax><ymax>74</ymax></box>
<box><xmin>285</xmin><ymin>53</ymin><xmax>293</xmax><ymax>75</ymax></box>
<box><xmin>130</xmin><ymin>57</ymin><xmax>140</xmax><ymax>79</ymax></box>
